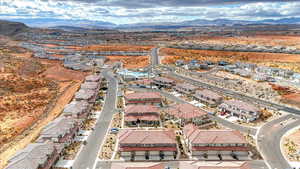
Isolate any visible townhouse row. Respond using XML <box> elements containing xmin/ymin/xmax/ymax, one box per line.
<box><xmin>151</xmin><ymin>77</ymin><xmax>261</xmax><ymax>123</ymax></box>
<box><xmin>120</xmin><ymin>91</ymin><xmax>251</xmax><ymax>162</ymax></box>
<box><xmin>117</xmin><ymin>128</ymin><xmax>250</xmax><ymax>162</ymax></box>
<box><xmin>5</xmin><ymin>74</ymin><xmax>103</xmax><ymax>169</ymax></box>
<box><xmin>124</xmin><ymin>92</ymin><xmax>212</xmax><ymax>127</ymax></box>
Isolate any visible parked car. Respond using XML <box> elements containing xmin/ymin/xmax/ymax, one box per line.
<box><xmin>110</xmin><ymin>128</ymin><xmax>119</xmax><ymax>134</ymax></box>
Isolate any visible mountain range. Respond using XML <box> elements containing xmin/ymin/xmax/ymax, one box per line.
<box><xmin>5</xmin><ymin>17</ymin><xmax>300</xmax><ymax>29</ymax></box>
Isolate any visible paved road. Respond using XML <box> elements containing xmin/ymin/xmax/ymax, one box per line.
<box><xmin>168</xmin><ymin>72</ymin><xmax>300</xmax><ymax>114</ymax></box>
<box><xmin>257</xmin><ymin>114</ymin><xmax>300</xmax><ymax>169</ymax></box>
<box><xmin>72</xmin><ymin>69</ymin><xmax>118</xmax><ymax>169</ymax></box>
<box><xmin>151</xmin><ymin>49</ymin><xmax>300</xmax><ymax>115</ymax></box>
<box><xmin>151</xmin><ymin>48</ymin><xmax>160</xmax><ymax>66</ymax></box>
<box><xmin>96</xmin><ymin>160</ymin><xmax>268</xmax><ymax>169</ymax></box>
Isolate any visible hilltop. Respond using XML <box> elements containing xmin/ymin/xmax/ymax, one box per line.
<box><xmin>0</xmin><ymin>20</ymin><xmax>29</xmax><ymax>36</ymax></box>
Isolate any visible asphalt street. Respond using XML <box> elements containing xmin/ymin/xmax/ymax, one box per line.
<box><xmin>257</xmin><ymin>114</ymin><xmax>300</xmax><ymax>169</ymax></box>
<box><xmin>150</xmin><ymin>47</ymin><xmax>298</xmax><ymax>169</ymax></box>
<box><xmin>72</xmin><ymin>69</ymin><xmax>118</xmax><ymax>169</ymax></box>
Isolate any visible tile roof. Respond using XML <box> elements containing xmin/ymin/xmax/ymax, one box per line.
<box><xmin>195</xmin><ymin>89</ymin><xmax>222</xmax><ymax>100</ymax></box>
<box><xmin>153</xmin><ymin>77</ymin><xmax>175</xmax><ymax>83</ymax></box>
<box><xmin>120</xmin><ymin>147</ymin><xmax>177</xmax><ymax>152</ymax></box>
<box><xmin>185</xmin><ymin>129</ymin><xmax>247</xmax><ymax>145</ymax></box>
<box><xmin>85</xmin><ymin>74</ymin><xmax>101</xmax><ymax>82</ymax></box>
<box><xmin>80</xmin><ymin>82</ymin><xmax>99</xmax><ymax>90</ymax></box>
<box><xmin>75</xmin><ymin>89</ymin><xmax>96</xmax><ymax>100</ymax></box>
<box><xmin>220</xmin><ymin>100</ymin><xmax>259</xmax><ymax>113</ymax></box>
<box><xmin>125</xmin><ymin>105</ymin><xmax>159</xmax><ymax>114</ymax></box>
<box><xmin>63</xmin><ymin>100</ymin><xmax>90</xmax><ymax>116</ymax></box>
<box><xmin>125</xmin><ymin>92</ymin><xmax>161</xmax><ymax>100</ymax></box>
<box><xmin>125</xmin><ymin>114</ymin><xmax>160</xmax><ymax>122</ymax></box>
<box><xmin>5</xmin><ymin>143</ymin><xmax>60</xmax><ymax>169</ymax></box>
<box><xmin>37</xmin><ymin>117</ymin><xmax>76</xmax><ymax>142</ymax></box>
<box><xmin>165</xmin><ymin>104</ymin><xmax>207</xmax><ymax>119</ymax></box>
<box><xmin>176</xmin><ymin>83</ymin><xmax>198</xmax><ymax>91</ymax></box>
<box><xmin>119</xmin><ymin>130</ymin><xmax>176</xmax><ymax>145</ymax></box>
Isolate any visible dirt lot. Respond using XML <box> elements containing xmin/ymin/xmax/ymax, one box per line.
<box><xmin>282</xmin><ymin>92</ymin><xmax>300</xmax><ymax>108</ymax></box>
<box><xmin>283</xmin><ymin>128</ymin><xmax>300</xmax><ymax>161</ymax></box>
<box><xmin>0</xmin><ymin>42</ymin><xmax>86</xmax><ymax>168</ymax></box>
<box><xmin>81</xmin><ymin>44</ymin><xmax>153</xmax><ymax>51</ymax></box>
<box><xmin>106</xmin><ymin>55</ymin><xmax>149</xmax><ymax>69</ymax></box>
<box><xmin>184</xmin><ymin>35</ymin><xmax>300</xmax><ymax>49</ymax></box>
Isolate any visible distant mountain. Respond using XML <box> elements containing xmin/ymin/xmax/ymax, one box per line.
<box><xmin>0</xmin><ymin>20</ymin><xmax>29</xmax><ymax>36</ymax></box>
<box><xmin>3</xmin><ymin>17</ymin><xmax>300</xmax><ymax>30</ymax></box>
<box><xmin>8</xmin><ymin>18</ymin><xmax>116</xmax><ymax>29</ymax></box>
<box><xmin>260</xmin><ymin>17</ymin><xmax>300</xmax><ymax>24</ymax></box>
<box><xmin>117</xmin><ymin>17</ymin><xmax>300</xmax><ymax>29</ymax></box>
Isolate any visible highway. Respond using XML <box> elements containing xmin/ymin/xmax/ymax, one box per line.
<box><xmin>72</xmin><ymin>69</ymin><xmax>118</xmax><ymax>169</ymax></box>
<box><xmin>257</xmin><ymin>114</ymin><xmax>300</xmax><ymax>169</ymax></box>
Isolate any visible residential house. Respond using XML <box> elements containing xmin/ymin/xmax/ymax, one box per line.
<box><xmin>63</xmin><ymin>100</ymin><xmax>91</xmax><ymax>119</ymax></box>
<box><xmin>175</xmin><ymin>60</ymin><xmax>185</xmax><ymax>66</ymax></box>
<box><xmin>85</xmin><ymin>74</ymin><xmax>102</xmax><ymax>82</ymax></box>
<box><xmin>235</xmin><ymin>62</ymin><xmax>257</xmax><ymax>71</ymax></box>
<box><xmin>173</xmin><ymin>83</ymin><xmax>198</xmax><ymax>95</ymax></box>
<box><xmin>233</xmin><ymin>69</ymin><xmax>252</xmax><ymax>78</ymax></box>
<box><xmin>124</xmin><ymin>92</ymin><xmax>162</xmax><ymax>106</ymax></box>
<box><xmin>118</xmin><ymin>130</ymin><xmax>178</xmax><ymax>161</ymax></box>
<box><xmin>124</xmin><ymin>105</ymin><xmax>160</xmax><ymax>127</ymax></box>
<box><xmin>164</xmin><ymin>104</ymin><xmax>210</xmax><ymax>126</ymax></box>
<box><xmin>183</xmin><ymin>124</ymin><xmax>250</xmax><ymax>160</ymax></box>
<box><xmin>75</xmin><ymin>89</ymin><xmax>98</xmax><ymax>103</ymax></box>
<box><xmin>218</xmin><ymin>100</ymin><xmax>261</xmax><ymax>122</ymax></box>
<box><xmin>36</xmin><ymin>117</ymin><xmax>79</xmax><ymax>145</ymax></box>
<box><xmin>223</xmin><ymin>64</ymin><xmax>237</xmax><ymax>72</ymax></box>
<box><xmin>184</xmin><ymin>63</ymin><xmax>199</xmax><ymax>70</ymax></box>
<box><xmin>5</xmin><ymin>143</ymin><xmax>63</xmax><ymax>169</ymax></box>
<box><xmin>194</xmin><ymin>89</ymin><xmax>223</xmax><ymax>107</ymax></box>
<box><xmin>80</xmin><ymin>81</ymin><xmax>100</xmax><ymax>91</ymax></box>
<box><xmin>152</xmin><ymin>77</ymin><xmax>175</xmax><ymax>88</ymax></box>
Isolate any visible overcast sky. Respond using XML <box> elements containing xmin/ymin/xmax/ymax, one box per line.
<box><xmin>1</xmin><ymin>0</ymin><xmax>300</xmax><ymax>24</ymax></box>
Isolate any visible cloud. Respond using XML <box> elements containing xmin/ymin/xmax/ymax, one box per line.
<box><xmin>1</xmin><ymin>0</ymin><xmax>300</xmax><ymax>24</ymax></box>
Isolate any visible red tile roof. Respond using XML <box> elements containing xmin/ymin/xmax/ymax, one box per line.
<box><xmin>153</xmin><ymin>77</ymin><xmax>175</xmax><ymax>83</ymax></box>
<box><xmin>221</xmin><ymin>100</ymin><xmax>259</xmax><ymax>113</ymax></box>
<box><xmin>125</xmin><ymin>114</ymin><xmax>160</xmax><ymax>122</ymax></box>
<box><xmin>192</xmin><ymin>146</ymin><xmax>250</xmax><ymax>151</ymax></box>
<box><xmin>119</xmin><ymin>130</ymin><xmax>176</xmax><ymax>145</ymax></box>
<box><xmin>176</xmin><ymin>83</ymin><xmax>198</xmax><ymax>91</ymax></box>
<box><xmin>125</xmin><ymin>105</ymin><xmax>159</xmax><ymax>114</ymax></box>
<box><xmin>166</xmin><ymin>104</ymin><xmax>207</xmax><ymax>119</ymax></box>
<box><xmin>187</xmin><ymin>130</ymin><xmax>247</xmax><ymax>145</ymax></box>
<box><xmin>125</xmin><ymin>92</ymin><xmax>162</xmax><ymax>100</ymax></box>
<box><xmin>195</xmin><ymin>89</ymin><xmax>222</xmax><ymax>100</ymax></box>
<box><xmin>120</xmin><ymin>147</ymin><xmax>177</xmax><ymax>152</ymax></box>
